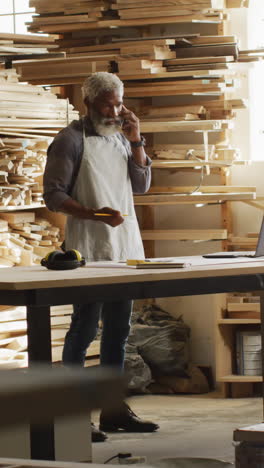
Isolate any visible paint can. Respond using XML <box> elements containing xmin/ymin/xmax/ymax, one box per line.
<box><xmin>235</xmin><ymin>441</ymin><xmax>264</xmax><ymax>467</ymax></box>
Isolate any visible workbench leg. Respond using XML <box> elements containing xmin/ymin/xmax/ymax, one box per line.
<box><xmin>27</xmin><ymin>305</ymin><xmax>55</xmax><ymax>460</ymax></box>
<box><xmin>260</xmin><ymin>292</ymin><xmax>264</xmax><ymax>420</ymax></box>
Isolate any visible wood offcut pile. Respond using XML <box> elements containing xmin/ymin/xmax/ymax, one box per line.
<box><xmin>0</xmin><ymin>211</ymin><xmax>61</xmax><ymax>267</ymax></box>
<box><xmin>0</xmin><ymin>138</ymin><xmax>48</xmax><ymax>208</ymax></box>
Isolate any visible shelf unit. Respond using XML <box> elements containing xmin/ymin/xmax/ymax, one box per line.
<box><xmin>215</xmin><ymin>292</ymin><xmax>262</xmax><ymax>397</ymax></box>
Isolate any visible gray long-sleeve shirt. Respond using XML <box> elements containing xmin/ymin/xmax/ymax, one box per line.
<box><xmin>43</xmin><ymin>117</ymin><xmax>152</xmax><ymax>212</ymax></box>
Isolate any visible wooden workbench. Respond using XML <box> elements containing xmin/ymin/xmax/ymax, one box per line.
<box><xmin>0</xmin><ymin>257</ymin><xmax>264</xmax><ymax>460</ymax></box>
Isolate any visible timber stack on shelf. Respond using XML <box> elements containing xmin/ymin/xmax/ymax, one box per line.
<box><xmin>0</xmin><ymin>32</ymin><xmax>64</xmax><ymax>64</ymax></box>
<box><xmin>0</xmin><ymin>302</ymin><xmax>100</xmax><ymax>369</ymax></box>
<box><xmin>0</xmin><ymin>65</ymin><xmax>80</xmax><ymax>369</ymax></box>
<box><xmin>27</xmin><ymin>0</ymin><xmax>227</xmax><ymax>33</ymax></box>
<box><xmin>2</xmin><ymin>0</ymin><xmax>259</xmax><ymax>388</ymax></box>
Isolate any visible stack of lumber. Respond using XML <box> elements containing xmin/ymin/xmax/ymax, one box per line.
<box><xmin>226</xmin><ymin>293</ymin><xmax>260</xmax><ymax>320</ymax></box>
<box><xmin>27</xmin><ymin>0</ymin><xmax>251</xmax><ymax>34</ymax></box>
<box><xmin>115</xmin><ymin>34</ymin><xmax>258</xmax><ymax>81</ymax></box>
<box><xmin>123</xmin><ymin>79</ymin><xmax>234</xmax><ymax>97</ymax></box>
<box><xmin>135</xmin><ymin>98</ymin><xmax>246</xmax><ymax>122</ymax></box>
<box><xmin>15</xmin><ymin>33</ymin><xmax>259</xmax><ymax>88</ymax></box>
<box><xmin>62</xmin><ymin>37</ymin><xmax>177</xmax><ymax>58</ymax></box>
<box><xmin>0</xmin><ymin>32</ymin><xmax>59</xmax><ymax>57</ymax></box>
<box><xmin>28</xmin><ymin>0</ymin><xmax>113</xmax><ymax>33</ymax></box>
<box><xmin>146</xmin><ymin>143</ymin><xmax>246</xmax><ymax>169</ymax></box>
<box><xmin>0</xmin><ymin>211</ymin><xmax>61</xmax><ymax>267</ymax></box>
<box><xmin>149</xmin><ymin>143</ymin><xmax>239</xmax><ymax>162</ymax></box>
<box><xmin>112</xmin><ymin>0</ymin><xmax>226</xmax><ymax>22</ymax></box>
<box><xmin>141</xmin><ymin>228</ymin><xmax>228</xmax><ymax>241</ymax></box>
<box><xmin>0</xmin><ymin>305</ymin><xmax>71</xmax><ymax>368</ymax></box>
<box><xmin>0</xmin><ymin>69</ymin><xmax>78</xmax><ymax>137</ymax></box>
<box><xmin>28</xmin><ymin>0</ymin><xmax>248</xmax><ymax>33</ymax></box>
<box><xmin>228</xmin><ymin>231</ymin><xmax>258</xmax><ymax>250</ymax></box>
<box><xmin>0</xmin><ymin>304</ymin><xmax>100</xmax><ymax>368</ymax></box>
<box><xmin>14</xmin><ymin>55</ymin><xmax>112</xmax><ymax>85</ymax></box>
<box><xmin>0</xmin><ymin>138</ymin><xmax>49</xmax><ymax>208</ymax></box>
<box><xmin>238</xmin><ymin>48</ymin><xmax>264</xmax><ymax>63</ymax></box>
<box><xmin>134</xmin><ymin>186</ymin><xmax>256</xmax><ymax>206</ymax></box>
<box><xmin>140</xmin><ymin>119</ymin><xmax>233</xmax><ymax>133</ymax></box>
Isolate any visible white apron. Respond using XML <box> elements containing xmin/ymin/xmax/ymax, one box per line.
<box><xmin>65</xmin><ymin>129</ymin><xmax>145</xmax><ymax>261</ymax></box>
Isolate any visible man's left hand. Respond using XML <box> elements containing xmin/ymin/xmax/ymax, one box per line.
<box><xmin>120</xmin><ymin>105</ymin><xmax>141</xmax><ymax>143</ymax></box>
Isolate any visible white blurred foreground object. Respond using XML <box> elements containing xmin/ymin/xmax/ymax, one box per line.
<box><xmin>0</xmin><ymin>366</ymin><xmax>124</xmax><ymax>426</ymax></box>
<box><xmin>153</xmin><ymin>458</ymin><xmax>233</xmax><ymax>467</ymax></box>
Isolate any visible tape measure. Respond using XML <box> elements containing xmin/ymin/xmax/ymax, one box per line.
<box><xmin>41</xmin><ymin>249</ymin><xmax>86</xmax><ymax>270</ymax></box>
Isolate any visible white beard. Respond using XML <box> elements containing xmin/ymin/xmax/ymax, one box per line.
<box><xmin>90</xmin><ymin>107</ymin><xmax>122</xmax><ymax>137</ymax></box>
<box><xmin>94</xmin><ymin>121</ymin><xmax>121</xmax><ymax>137</ymax></box>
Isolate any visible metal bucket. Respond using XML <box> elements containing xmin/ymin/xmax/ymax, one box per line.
<box><xmin>235</xmin><ymin>441</ymin><xmax>264</xmax><ymax>468</ymax></box>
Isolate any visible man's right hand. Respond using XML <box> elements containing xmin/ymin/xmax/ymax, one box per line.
<box><xmin>92</xmin><ymin>207</ymin><xmax>124</xmax><ymax>227</ymax></box>
<box><xmin>60</xmin><ymin>199</ymin><xmax>124</xmax><ymax>227</ymax></box>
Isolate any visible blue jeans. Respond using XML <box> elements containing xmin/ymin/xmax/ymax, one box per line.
<box><xmin>62</xmin><ymin>300</ymin><xmax>132</xmax><ymax>369</ymax></box>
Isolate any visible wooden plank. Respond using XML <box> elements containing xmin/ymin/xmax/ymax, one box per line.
<box><xmin>148</xmin><ymin>186</ymin><xmax>256</xmax><ymax>193</ymax></box>
<box><xmin>141</xmin><ymin>229</ymin><xmax>227</xmax><ymax>240</ymax></box>
<box><xmin>227</xmin><ymin>303</ymin><xmax>260</xmax><ymax>312</ymax></box>
<box><xmin>119</xmin><ymin>8</ymin><xmax>213</xmax><ymax>19</ymax></box>
<box><xmin>218</xmin><ymin>319</ymin><xmax>260</xmax><ymax>324</ymax></box>
<box><xmin>190</xmin><ymin>35</ymin><xmax>237</xmax><ymax>45</ymax></box>
<box><xmin>151</xmin><ymin>160</ymin><xmax>244</xmax><ymax>168</ymax></box>
<box><xmin>115</xmin><ymin>0</ymin><xmax>223</xmax><ymax>4</ymax></box>
<box><xmin>125</xmin><ymin>86</ymin><xmax>227</xmax><ymax>98</ymax></box>
<box><xmin>0</xmin><ymin>212</ymin><xmax>35</xmax><ymax>223</ymax></box>
<box><xmin>114</xmin><ymin>0</ymin><xmax>224</xmax><ymax>7</ymax></box>
<box><xmin>226</xmin><ymin>0</ymin><xmax>248</xmax><ymax>6</ymax></box>
<box><xmin>140</xmin><ymin>120</ymin><xmax>232</xmax><ymax>133</ymax></box>
<box><xmin>219</xmin><ymin>375</ymin><xmax>262</xmax><ymax>382</ymax></box>
<box><xmin>27</xmin><ymin>15</ymin><xmax>222</xmax><ymax>34</ymax></box>
<box><xmin>164</xmin><ymin>56</ymin><xmax>234</xmax><ymax>65</ymax></box>
<box><xmin>174</xmin><ymin>44</ymin><xmax>238</xmax><ymax>59</ymax></box>
<box><xmin>134</xmin><ymin>192</ymin><xmax>256</xmax><ymax>205</ymax></box>
<box><xmin>0</xmin><ymin>33</ymin><xmax>55</xmax><ymax>44</ymax></box>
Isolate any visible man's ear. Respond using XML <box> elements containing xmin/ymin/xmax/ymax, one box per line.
<box><xmin>84</xmin><ymin>97</ymin><xmax>90</xmax><ymax>115</ymax></box>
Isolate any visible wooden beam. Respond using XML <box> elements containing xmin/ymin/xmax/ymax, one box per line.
<box><xmin>141</xmin><ymin>229</ymin><xmax>227</xmax><ymax>240</ymax></box>
<box><xmin>134</xmin><ymin>192</ymin><xmax>256</xmax><ymax>205</ymax></box>
<box><xmin>148</xmin><ymin>186</ymin><xmax>256</xmax><ymax>194</ymax></box>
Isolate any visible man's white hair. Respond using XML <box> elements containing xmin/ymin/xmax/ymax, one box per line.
<box><xmin>82</xmin><ymin>72</ymin><xmax>124</xmax><ymax>102</ymax></box>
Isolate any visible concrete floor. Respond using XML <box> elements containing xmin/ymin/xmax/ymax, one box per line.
<box><xmin>92</xmin><ymin>393</ymin><xmax>262</xmax><ymax>465</ymax></box>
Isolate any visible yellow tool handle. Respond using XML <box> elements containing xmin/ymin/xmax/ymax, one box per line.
<box><xmin>127</xmin><ymin>259</ymin><xmax>149</xmax><ymax>265</ymax></box>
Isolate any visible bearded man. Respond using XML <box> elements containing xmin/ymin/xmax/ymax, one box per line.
<box><xmin>43</xmin><ymin>72</ymin><xmax>159</xmax><ymax>442</ymax></box>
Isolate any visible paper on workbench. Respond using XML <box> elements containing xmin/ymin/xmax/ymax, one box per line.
<box><xmin>84</xmin><ymin>256</ymin><xmax>264</xmax><ymax>269</ymax></box>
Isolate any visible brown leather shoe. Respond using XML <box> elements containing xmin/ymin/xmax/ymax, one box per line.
<box><xmin>99</xmin><ymin>402</ymin><xmax>159</xmax><ymax>433</ymax></box>
<box><xmin>91</xmin><ymin>423</ymin><xmax>108</xmax><ymax>442</ymax></box>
